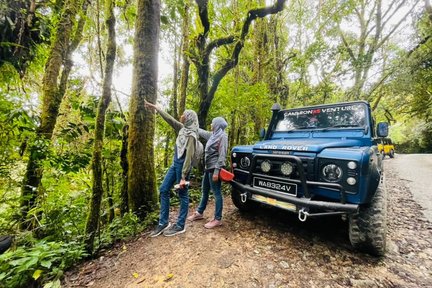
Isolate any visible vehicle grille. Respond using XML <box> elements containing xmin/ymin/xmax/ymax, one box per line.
<box><xmin>252</xmin><ymin>156</ymin><xmax>315</xmax><ymax>181</ymax></box>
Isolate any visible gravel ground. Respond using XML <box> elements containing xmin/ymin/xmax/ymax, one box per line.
<box><xmin>64</xmin><ymin>157</ymin><xmax>432</xmax><ymax>287</ymax></box>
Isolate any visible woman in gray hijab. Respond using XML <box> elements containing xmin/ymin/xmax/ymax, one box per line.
<box><xmin>187</xmin><ymin>117</ymin><xmax>228</xmax><ymax>229</ymax></box>
<box><xmin>146</xmin><ymin>101</ymin><xmax>199</xmax><ymax>237</ymax></box>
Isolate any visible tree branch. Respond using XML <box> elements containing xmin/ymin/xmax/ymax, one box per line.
<box><xmin>204</xmin><ymin>36</ymin><xmax>236</xmax><ymax>58</ymax></box>
<box><xmin>209</xmin><ymin>0</ymin><xmax>287</xmax><ymax>97</ymax></box>
<box><xmin>376</xmin><ymin>3</ymin><xmax>418</xmax><ymax>49</ymax></box>
<box><xmin>195</xmin><ymin>0</ymin><xmax>209</xmax><ymax>36</ymax></box>
<box><xmin>338</xmin><ymin>24</ymin><xmax>357</xmax><ymax>62</ymax></box>
<box><xmin>366</xmin><ymin>0</ymin><xmax>382</xmax><ymax>57</ymax></box>
<box><xmin>197</xmin><ymin>0</ymin><xmax>287</xmax><ymax>126</ymax></box>
<box><xmin>407</xmin><ymin>35</ymin><xmax>431</xmax><ymax>57</ymax></box>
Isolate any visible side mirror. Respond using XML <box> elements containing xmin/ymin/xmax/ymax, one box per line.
<box><xmin>259</xmin><ymin>128</ymin><xmax>266</xmax><ymax>140</ymax></box>
<box><xmin>376</xmin><ymin>122</ymin><xmax>389</xmax><ymax>137</ymax></box>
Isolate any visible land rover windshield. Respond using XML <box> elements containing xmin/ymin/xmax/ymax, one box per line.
<box><xmin>274</xmin><ymin>102</ymin><xmax>368</xmax><ymax>132</ymax></box>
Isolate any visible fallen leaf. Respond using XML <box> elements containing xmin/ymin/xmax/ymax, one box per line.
<box><xmin>164</xmin><ymin>273</ymin><xmax>174</xmax><ymax>282</ymax></box>
<box><xmin>33</xmin><ymin>269</ymin><xmax>43</xmax><ymax>280</ymax></box>
<box><xmin>132</xmin><ymin>272</ymin><xmax>139</xmax><ymax>278</ymax></box>
<box><xmin>122</xmin><ymin>244</ymin><xmax>127</xmax><ymax>251</ymax></box>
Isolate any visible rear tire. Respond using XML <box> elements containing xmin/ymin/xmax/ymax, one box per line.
<box><xmin>349</xmin><ymin>184</ymin><xmax>387</xmax><ymax>256</ymax></box>
<box><xmin>231</xmin><ymin>188</ymin><xmax>258</xmax><ymax>212</ymax></box>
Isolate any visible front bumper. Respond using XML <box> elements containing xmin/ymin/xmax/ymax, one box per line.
<box><xmin>231</xmin><ymin>154</ymin><xmax>359</xmax><ymax>215</ymax></box>
<box><xmin>231</xmin><ymin>180</ymin><xmax>359</xmax><ymax>213</ymax></box>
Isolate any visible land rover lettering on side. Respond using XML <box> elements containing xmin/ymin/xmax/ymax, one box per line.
<box><xmin>230</xmin><ymin>101</ymin><xmax>389</xmax><ymax>256</ymax></box>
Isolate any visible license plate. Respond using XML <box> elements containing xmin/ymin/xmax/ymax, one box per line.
<box><xmin>253</xmin><ymin>177</ymin><xmax>297</xmax><ymax>196</ymax></box>
<box><xmin>252</xmin><ymin>195</ymin><xmax>296</xmax><ymax>211</ymax></box>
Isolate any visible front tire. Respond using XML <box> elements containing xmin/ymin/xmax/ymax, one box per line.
<box><xmin>231</xmin><ymin>188</ymin><xmax>258</xmax><ymax>212</ymax></box>
<box><xmin>349</xmin><ymin>184</ymin><xmax>387</xmax><ymax>256</ymax></box>
<box><xmin>389</xmin><ymin>150</ymin><xmax>395</xmax><ymax>158</ymax></box>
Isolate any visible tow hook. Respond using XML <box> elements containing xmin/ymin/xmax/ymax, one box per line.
<box><xmin>298</xmin><ymin>208</ymin><xmax>309</xmax><ymax>222</ymax></box>
<box><xmin>240</xmin><ymin>192</ymin><xmax>248</xmax><ymax>203</ymax></box>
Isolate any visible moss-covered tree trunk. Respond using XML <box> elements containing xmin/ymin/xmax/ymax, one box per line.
<box><xmin>84</xmin><ymin>0</ymin><xmax>116</xmax><ymax>254</ymax></box>
<box><xmin>119</xmin><ymin>124</ymin><xmax>129</xmax><ymax>216</ymax></box>
<box><xmin>20</xmin><ymin>0</ymin><xmax>84</xmax><ymax>229</ymax></box>
<box><xmin>107</xmin><ymin>172</ymin><xmax>115</xmax><ymax>222</ymax></box>
<box><xmin>127</xmin><ymin>0</ymin><xmax>160</xmax><ymax>219</ymax></box>
<box><xmin>178</xmin><ymin>0</ymin><xmax>191</xmax><ymax>117</ymax></box>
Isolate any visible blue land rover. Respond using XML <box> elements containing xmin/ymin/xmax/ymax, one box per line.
<box><xmin>230</xmin><ymin>101</ymin><xmax>388</xmax><ymax>256</ymax></box>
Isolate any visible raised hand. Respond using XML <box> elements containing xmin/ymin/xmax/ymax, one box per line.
<box><xmin>144</xmin><ymin>99</ymin><xmax>157</xmax><ymax>111</ymax></box>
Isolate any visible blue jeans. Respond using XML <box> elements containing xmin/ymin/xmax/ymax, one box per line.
<box><xmin>158</xmin><ymin>159</ymin><xmax>189</xmax><ymax>229</ymax></box>
<box><xmin>197</xmin><ymin>170</ymin><xmax>223</xmax><ymax>220</ymax></box>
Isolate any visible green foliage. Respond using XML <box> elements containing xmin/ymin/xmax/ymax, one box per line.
<box><xmin>375</xmin><ymin>7</ymin><xmax>432</xmax><ymax>152</ymax></box>
<box><xmin>97</xmin><ymin>212</ymin><xmax>147</xmax><ymax>249</ymax></box>
<box><xmin>0</xmin><ymin>237</ymin><xmax>87</xmax><ymax>288</ymax></box>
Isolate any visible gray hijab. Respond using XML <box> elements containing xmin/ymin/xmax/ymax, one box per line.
<box><xmin>205</xmin><ymin>117</ymin><xmax>228</xmax><ymax>152</ymax></box>
<box><xmin>176</xmin><ymin>110</ymin><xmax>199</xmax><ymax>158</ymax></box>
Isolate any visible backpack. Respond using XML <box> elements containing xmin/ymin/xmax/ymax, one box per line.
<box><xmin>191</xmin><ymin>139</ymin><xmax>204</xmax><ymax>167</ymax></box>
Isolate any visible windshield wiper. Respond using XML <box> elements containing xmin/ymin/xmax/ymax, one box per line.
<box><xmin>320</xmin><ymin>124</ymin><xmax>365</xmax><ymax>132</ymax></box>
<box><xmin>330</xmin><ymin>124</ymin><xmax>361</xmax><ymax>128</ymax></box>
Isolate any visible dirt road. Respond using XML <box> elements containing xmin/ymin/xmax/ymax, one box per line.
<box><xmin>64</xmin><ymin>155</ymin><xmax>432</xmax><ymax>287</ymax></box>
<box><xmin>389</xmin><ymin>154</ymin><xmax>432</xmax><ymax>222</ymax></box>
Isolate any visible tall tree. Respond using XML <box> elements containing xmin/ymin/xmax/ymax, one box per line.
<box><xmin>178</xmin><ymin>0</ymin><xmax>191</xmax><ymax>116</ymax></box>
<box><xmin>20</xmin><ymin>0</ymin><xmax>88</xmax><ymax>229</ymax></box>
<box><xmin>84</xmin><ymin>0</ymin><xmax>117</xmax><ymax>254</ymax></box>
<box><xmin>191</xmin><ymin>0</ymin><xmax>287</xmax><ymax>127</ymax></box>
<box><xmin>127</xmin><ymin>0</ymin><xmax>160</xmax><ymax>218</ymax></box>
<box><xmin>337</xmin><ymin>0</ymin><xmax>418</xmax><ymax>100</ymax></box>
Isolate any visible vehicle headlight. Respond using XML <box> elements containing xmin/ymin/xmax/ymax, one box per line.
<box><xmin>239</xmin><ymin>156</ymin><xmax>250</xmax><ymax>169</ymax></box>
<box><xmin>260</xmin><ymin>160</ymin><xmax>272</xmax><ymax>173</ymax></box>
<box><xmin>280</xmin><ymin>162</ymin><xmax>293</xmax><ymax>176</ymax></box>
<box><xmin>322</xmin><ymin>164</ymin><xmax>343</xmax><ymax>182</ymax></box>
<box><xmin>347</xmin><ymin>161</ymin><xmax>357</xmax><ymax>169</ymax></box>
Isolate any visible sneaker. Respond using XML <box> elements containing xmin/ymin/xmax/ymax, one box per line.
<box><xmin>187</xmin><ymin>211</ymin><xmax>204</xmax><ymax>221</ymax></box>
<box><xmin>149</xmin><ymin>222</ymin><xmax>171</xmax><ymax>237</ymax></box>
<box><xmin>204</xmin><ymin>219</ymin><xmax>222</xmax><ymax>229</ymax></box>
<box><xmin>163</xmin><ymin>225</ymin><xmax>186</xmax><ymax>237</ymax></box>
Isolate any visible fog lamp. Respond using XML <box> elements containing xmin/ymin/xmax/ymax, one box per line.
<box><xmin>260</xmin><ymin>160</ymin><xmax>272</xmax><ymax>173</ymax></box>
<box><xmin>280</xmin><ymin>162</ymin><xmax>293</xmax><ymax>176</ymax></box>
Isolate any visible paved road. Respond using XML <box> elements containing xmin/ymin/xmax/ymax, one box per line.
<box><xmin>386</xmin><ymin>153</ymin><xmax>432</xmax><ymax>222</ymax></box>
